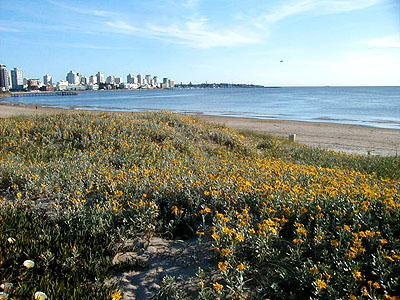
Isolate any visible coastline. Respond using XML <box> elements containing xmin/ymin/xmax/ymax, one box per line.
<box><xmin>1</xmin><ymin>101</ymin><xmax>399</xmax><ymax>156</ymax></box>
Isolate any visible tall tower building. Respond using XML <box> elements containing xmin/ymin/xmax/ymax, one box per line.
<box><xmin>127</xmin><ymin>74</ymin><xmax>138</xmax><ymax>84</ymax></box>
<box><xmin>43</xmin><ymin>74</ymin><xmax>53</xmax><ymax>86</ymax></box>
<box><xmin>11</xmin><ymin>67</ymin><xmax>24</xmax><ymax>90</ymax></box>
<box><xmin>0</xmin><ymin>65</ymin><xmax>11</xmax><ymax>92</ymax></box>
<box><xmin>137</xmin><ymin>74</ymin><xmax>143</xmax><ymax>85</ymax></box>
<box><xmin>145</xmin><ymin>74</ymin><xmax>152</xmax><ymax>85</ymax></box>
<box><xmin>106</xmin><ymin>75</ymin><xmax>115</xmax><ymax>84</ymax></box>
<box><xmin>66</xmin><ymin>70</ymin><xmax>79</xmax><ymax>85</ymax></box>
<box><xmin>96</xmin><ymin>72</ymin><xmax>105</xmax><ymax>84</ymax></box>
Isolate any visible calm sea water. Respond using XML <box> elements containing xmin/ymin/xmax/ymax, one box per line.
<box><xmin>3</xmin><ymin>86</ymin><xmax>400</xmax><ymax>129</ymax></box>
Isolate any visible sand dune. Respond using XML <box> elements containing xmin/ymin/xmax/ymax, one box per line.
<box><xmin>1</xmin><ymin>101</ymin><xmax>399</xmax><ymax>156</ymax></box>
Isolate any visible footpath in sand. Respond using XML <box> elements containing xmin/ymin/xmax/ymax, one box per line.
<box><xmin>1</xmin><ymin>101</ymin><xmax>400</xmax><ymax>156</ymax></box>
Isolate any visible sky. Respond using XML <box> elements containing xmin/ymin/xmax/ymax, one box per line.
<box><xmin>0</xmin><ymin>0</ymin><xmax>399</xmax><ymax>86</ymax></box>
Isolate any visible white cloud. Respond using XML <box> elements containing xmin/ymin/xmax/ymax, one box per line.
<box><xmin>182</xmin><ymin>0</ymin><xmax>201</xmax><ymax>9</ymax></box>
<box><xmin>0</xmin><ymin>26</ymin><xmax>22</xmax><ymax>32</ymax></box>
<box><xmin>105</xmin><ymin>21</ymin><xmax>140</xmax><ymax>33</ymax></box>
<box><xmin>360</xmin><ymin>35</ymin><xmax>400</xmax><ymax>48</ymax></box>
<box><xmin>105</xmin><ymin>19</ymin><xmax>259</xmax><ymax>48</ymax></box>
<box><xmin>47</xmin><ymin>0</ymin><xmax>117</xmax><ymax>17</ymax></box>
<box><xmin>147</xmin><ymin>22</ymin><xmax>258</xmax><ymax>48</ymax></box>
<box><xmin>54</xmin><ymin>42</ymin><xmax>131</xmax><ymax>50</ymax></box>
<box><xmin>254</xmin><ymin>0</ymin><xmax>385</xmax><ymax>29</ymax></box>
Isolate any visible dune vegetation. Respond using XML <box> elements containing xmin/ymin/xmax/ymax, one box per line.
<box><xmin>0</xmin><ymin>112</ymin><xmax>399</xmax><ymax>300</ymax></box>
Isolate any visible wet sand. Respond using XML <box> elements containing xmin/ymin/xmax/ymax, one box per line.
<box><xmin>1</xmin><ymin>101</ymin><xmax>399</xmax><ymax>156</ymax></box>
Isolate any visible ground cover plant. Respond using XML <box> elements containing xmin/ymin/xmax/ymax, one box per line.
<box><xmin>1</xmin><ymin>112</ymin><xmax>399</xmax><ymax>299</ymax></box>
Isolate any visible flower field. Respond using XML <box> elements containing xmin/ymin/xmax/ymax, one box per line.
<box><xmin>0</xmin><ymin>112</ymin><xmax>399</xmax><ymax>299</ymax></box>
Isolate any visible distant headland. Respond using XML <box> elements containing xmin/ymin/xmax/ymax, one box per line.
<box><xmin>175</xmin><ymin>82</ymin><xmax>272</xmax><ymax>89</ymax></box>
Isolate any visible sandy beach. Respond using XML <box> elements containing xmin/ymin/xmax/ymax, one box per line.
<box><xmin>1</xmin><ymin>101</ymin><xmax>399</xmax><ymax>156</ymax></box>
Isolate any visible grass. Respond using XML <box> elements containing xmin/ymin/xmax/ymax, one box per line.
<box><xmin>0</xmin><ymin>111</ymin><xmax>399</xmax><ymax>300</ymax></box>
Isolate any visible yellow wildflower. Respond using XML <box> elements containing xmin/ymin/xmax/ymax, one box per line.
<box><xmin>293</xmin><ymin>238</ymin><xmax>304</xmax><ymax>244</ymax></box>
<box><xmin>220</xmin><ymin>248</ymin><xmax>231</xmax><ymax>256</ymax></box>
<box><xmin>111</xmin><ymin>291</ymin><xmax>123</xmax><ymax>300</ymax></box>
<box><xmin>235</xmin><ymin>234</ymin><xmax>245</xmax><ymax>242</ymax></box>
<box><xmin>352</xmin><ymin>270</ymin><xmax>362</xmax><ymax>280</ymax></box>
<box><xmin>372</xmin><ymin>282</ymin><xmax>381</xmax><ymax>289</ymax></box>
<box><xmin>211</xmin><ymin>233</ymin><xmax>221</xmax><ymax>240</ymax></box>
<box><xmin>330</xmin><ymin>240</ymin><xmax>340</xmax><ymax>247</ymax></box>
<box><xmin>218</xmin><ymin>261</ymin><xmax>228</xmax><ymax>271</ymax></box>
<box><xmin>213</xmin><ymin>282</ymin><xmax>224</xmax><ymax>291</ymax></box>
<box><xmin>316</xmin><ymin>279</ymin><xmax>328</xmax><ymax>289</ymax></box>
<box><xmin>297</xmin><ymin>227</ymin><xmax>308</xmax><ymax>236</ymax></box>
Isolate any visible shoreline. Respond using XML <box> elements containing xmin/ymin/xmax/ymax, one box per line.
<box><xmin>1</xmin><ymin>101</ymin><xmax>399</xmax><ymax>156</ymax></box>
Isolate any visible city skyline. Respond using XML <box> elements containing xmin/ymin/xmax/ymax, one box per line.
<box><xmin>0</xmin><ymin>64</ymin><xmax>174</xmax><ymax>91</ymax></box>
<box><xmin>0</xmin><ymin>0</ymin><xmax>399</xmax><ymax>86</ymax></box>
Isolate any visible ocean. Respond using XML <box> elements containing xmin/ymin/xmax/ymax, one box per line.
<box><xmin>3</xmin><ymin>86</ymin><xmax>400</xmax><ymax>129</ymax></box>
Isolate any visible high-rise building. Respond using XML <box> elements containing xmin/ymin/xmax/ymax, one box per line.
<box><xmin>89</xmin><ymin>75</ymin><xmax>97</xmax><ymax>84</ymax></box>
<box><xmin>115</xmin><ymin>77</ymin><xmax>123</xmax><ymax>84</ymax></box>
<box><xmin>0</xmin><ymin>65</ymin><xmax>11</xmax><ymax>92</ymax></box>
<box><xmin>153</xmin><ymin>76</ymin><xmax>159</xmax><ymax>85</ymax></box>
<box><xmin>11</xmin><ymin>67</ymin><xmax>24</xmax><ymax>90</ymax></box>
<box><xmin>77</xmin><ymin>73</ymin><xmax>83</xmax><ymax>84</ymax></box>
<box><xmin>137</xmin><ymin>74</ymin><xmax>143</xmax><ymax>85</ymax></box>
<box><xmin>81</xmin><ymin>76</ymin><xmax>89</xmax><ymax>85</ymax></box>
<box><xmin>66</xmin><ymin>70</ymin><xmax>80</xmax><ymax>85</ymax></box>
<box><xmin>96</xmin><ymin>72</ymin><xmax>105</xmax><ymax>84</ymax></box>
<box><xmin>127</xmin><ymin>74</ymin><xmax>138</xmax><ymax>84</ymax></box>
<box><xmin>163</xmin><ymin>78</ymin><xmax>169</xmax><ymax>86</ymax></box>
<box><xmin>43</xmin><ymin>74</ymin><xmax>52</xmax><ymax>86</ymax></box>
<box><xmin>106</xmin><ymin>75</ymin><xmax>115</xmax><ymax>84</ymax></box>
<box><xmin>145</xmin><ymin>75</ymin><xmax>152</xmax><ymax>85</ymax></box>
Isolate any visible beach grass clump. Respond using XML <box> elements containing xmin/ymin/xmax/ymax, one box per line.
<box><xmin>0</xmin><ymin>201</ymin><xmax>127</xmax><ymax>299</ymax></box>
<box><xmin>1</xmin><ymin>111</ymin><xmax>399</xmax><ymax>299</ymax></box>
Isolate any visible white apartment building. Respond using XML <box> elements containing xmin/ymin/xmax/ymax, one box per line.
<box><xmin>56</xmin><ymin>80</ymin><xmax>69</xmax><ymax>91</ymax></box>
<box><xmin>0</xmin><ymin>65</ymin><xmax>11</xmax><ymax>92</ymax></box>
<box><xmin>11</xmin><ymin>67</ymin><xmax>24</xmax><ymax>90</ymax></box>
<box><xmin>120</xmin><ymin>83</ymin><xmax>138</xmax><ymax>89</ymax></box>
<box><xmin>89</xmin><ymin>75</ymin><xmax>97</xmax><ymax>84</ymax></box>
<box><xmin>86</xmin><ymin>84</ymin><xmax>99</xmax><ymax>90</ymax></box>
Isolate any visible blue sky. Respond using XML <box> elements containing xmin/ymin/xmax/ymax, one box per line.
<box><xmin>0</xmin><ymin>0</ymin><xmax>399</xmax><ymax>86</ymax></box>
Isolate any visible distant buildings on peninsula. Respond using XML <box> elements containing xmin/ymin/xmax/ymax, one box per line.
<box><xmin>0</xmin><ymin>64</ymin><xmax>175</xmax><ymax>92</ymax></box>
<box><xmin>0</xmin><ymin>64</ymin><xmax>266</xmax><ymax>93</ymax></box>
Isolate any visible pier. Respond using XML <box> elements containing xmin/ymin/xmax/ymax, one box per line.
<box><xmin>11</xmin><ymin>91</ymin><xmax>78</xmax><ymax>97</ymax></box>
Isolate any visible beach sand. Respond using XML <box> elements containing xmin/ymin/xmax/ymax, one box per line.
<box><xmin>1</xmin><ymin>101</ymin><xmax>399</xmax><ymax>156</ymax></box>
